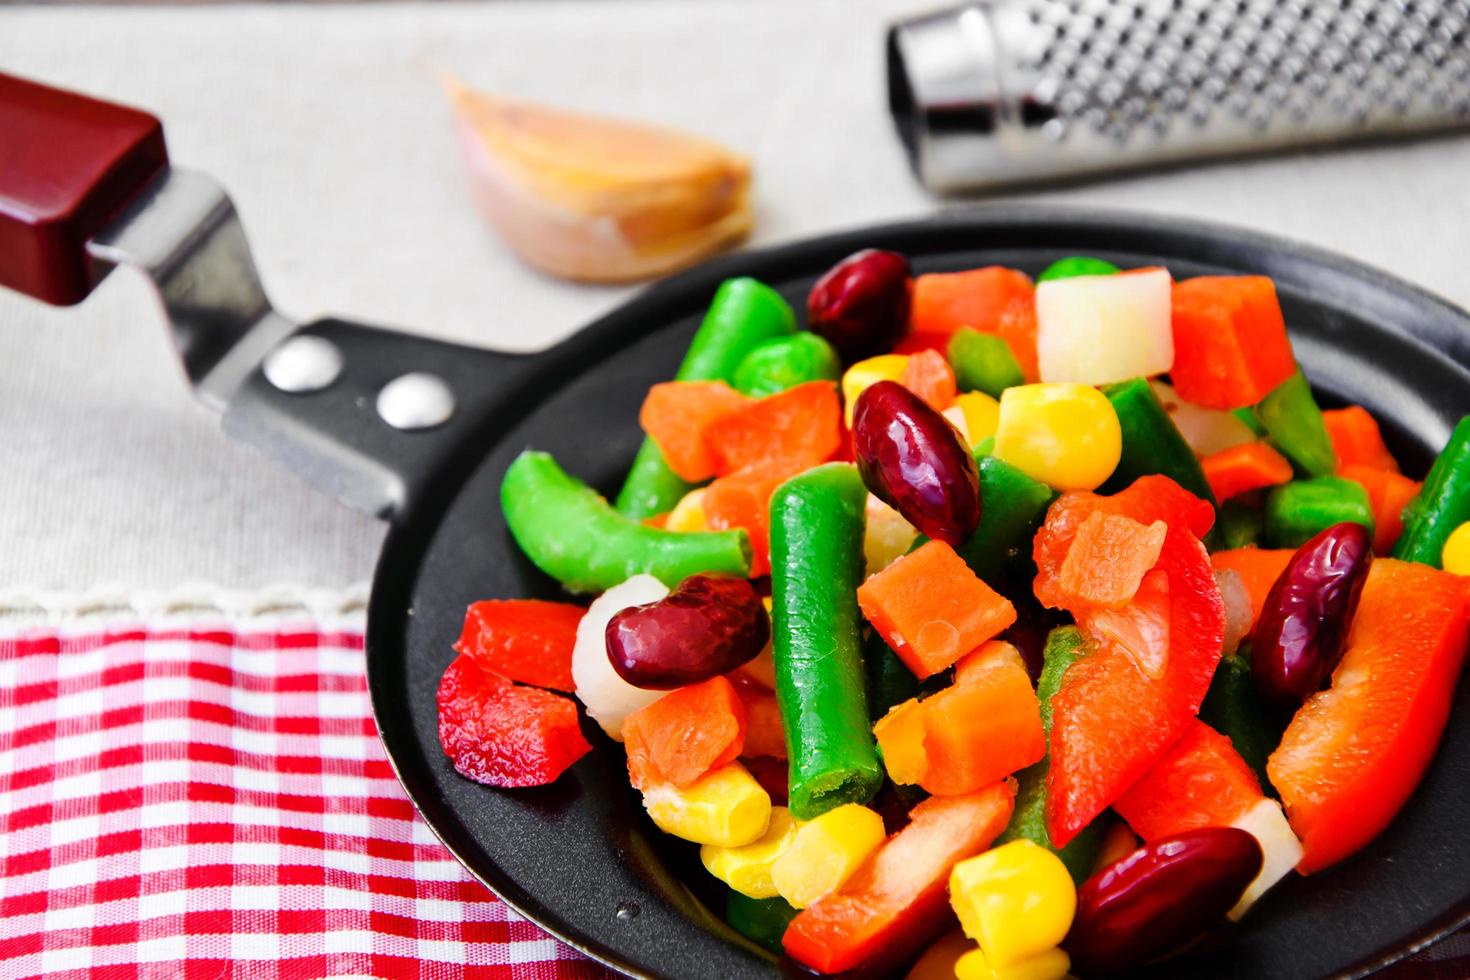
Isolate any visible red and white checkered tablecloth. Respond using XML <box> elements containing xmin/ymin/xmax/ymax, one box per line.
<box><xmin>0</xmin><ymin>618</ymin><xmax>610</xmax><ymax>980</ymax></box>
<box><xmin>1</xmin><ymin>615</ymin><xmax>1466</xmax><ymax>979</ymax></box>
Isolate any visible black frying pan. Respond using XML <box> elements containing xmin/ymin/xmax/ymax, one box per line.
<box><xmin>5</xmin><ymin>73</ymin><xmax>1470</xmax><ymax>980</ymax></box>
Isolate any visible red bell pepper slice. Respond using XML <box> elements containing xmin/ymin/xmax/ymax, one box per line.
<box><xmin>1034</xmin><ymin>474</ymin><xmax>1215</xmax><ymax>614</ymax></box>
<box><xmin>1268</xmin><ymin>559</ymin><xmax>1470</xmax><ymax>873</ymax></box>
<box><xmin>1045</xmin><ymin>523</ymin><xmax>1226</xmax><ymax>846</ymax></box>
<box><xmin>1113</xmin><ymin>719</ymin><xmax>1263</xmax><ymax>841</ymax></box>
<box><xmin>436</xmin><ymin>654</ymin><xmax>591</xmax><ymax>788</ymax></box>
<box><xmin>454</xmin><ymin>599</ymin><xmax>584</xmax><ymax>693</ymax></box>
<box><xmin>782</xmin><ymin>780</ymin><xmax>1016</xmax><ymax>975</ymax></box>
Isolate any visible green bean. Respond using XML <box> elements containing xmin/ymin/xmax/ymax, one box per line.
<box><xmin>998</xmin><ymin>626</ymin><xmax>1104</xmax><ymax>883</ymax></box>
<box><xmin>614</xmin><ymin>278</ymin><xmax>796</xmax><ymax>517</ymax></box>
<box><xmin>1037</xmin><ymin>256</ymin><xmax>1120</xmax><ymax>282</ymax></box>
<box><xmin>955</xmin><ymin>454</ymin><xmax>1056</xmax><ymax>584</ymax></box>
<box><xmin>1393</xmin><ymin>415</ymin><xmax>1470</xmax><ymax>567</ymax></box>
<box><xmin>1200</xmin><ymin>648</ymin><xmax>1279</xmax><ymax>792</ymax></box>
<box><xmin>1253</xmin><ymin>369</ymin><xmax>1337</xmax><ymax>477</ymax></box>
<box><xmin>725</xmin><ymin>891</ymin><xmax>798</xmax><ymax>952</ymax></box>
<box><xmin>864</xmin><ymin>632</ymin><xmax>919</xmax><ymax>723</ymax></box>
<box><xmin>1209</xmin><ymin>499</ymin><xmax>1265</xmax><ymax>552</ymax></box>
<box><xmin>1101</xmin><ymin>377</ymin><xmax>1216</xmax><ymax>505</ymax></box>
<box><xmin>732</xmin><ymin>333</ymin><xmax>841</xmax><ymax>398</ymax></box>
<box><xmin>947</xmin><ymin>327</ymin><xmax>1026</xmax><ymax>398</ymax></box>
<box><xmin>770</xmin><ymin>463</ymin><xmax>882</xmax><ymax>819</ymax></box>
<box><xmin>1264</xmin><ymin>476</ymin><xmax>1374</xmax><ymax>548</ymax></box>
<box><xmin>502</xmin><ymin>451</ymin><xmax>750</xmax><ymax>593</ymax></box>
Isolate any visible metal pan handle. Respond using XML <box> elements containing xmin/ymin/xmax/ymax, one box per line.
<box><xmin>0</xmin><ymin>71</ymin><xmax>535</xmax><ymax>522</ymax></box>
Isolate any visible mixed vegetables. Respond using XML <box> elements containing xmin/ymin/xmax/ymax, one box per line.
<box><xmin>437</xmin><ymin>248</ymin><xmax>1470</xmax><ymax>977</ymax></box>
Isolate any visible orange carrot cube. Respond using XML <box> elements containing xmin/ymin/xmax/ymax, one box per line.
<box><xmin>639</xmin><ymin>381</ymin><xmax>750</xmax><ymax>481</ymax></box>
<box><xmin>1170</xmin><ymin>276</ymin><xmax>1296</xmax><ymax>410</ymax></box>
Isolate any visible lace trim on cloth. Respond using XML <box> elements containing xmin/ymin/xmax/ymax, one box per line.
<box><xmin>0</xmin><ymin>583</ymin><xmax>370</xmax><ymax>627</ymax></box>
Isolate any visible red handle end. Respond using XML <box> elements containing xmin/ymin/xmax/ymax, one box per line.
<box><xmin>0</xmin><ymin>73</ymin><xmax>168</xmax><ymax>306</ymax></box>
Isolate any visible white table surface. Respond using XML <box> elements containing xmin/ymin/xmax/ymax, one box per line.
<box><xmin>2</xmin><ymin>0</ymin><xmax>1468</xmax><ymax>594</ymax></box>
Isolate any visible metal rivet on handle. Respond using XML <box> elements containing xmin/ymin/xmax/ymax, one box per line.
<box><xmin>262</xmin><ymin>335</ymin><xmax>343</xmax><ymax>393</ymax></box>
<box><xmin>377</xmin><ymin>372</ymin><xmax>455</xmax><ymax>430</ymax></box>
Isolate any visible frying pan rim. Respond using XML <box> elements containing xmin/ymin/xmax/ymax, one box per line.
<box><xmin>362</xmin><ymin>203</ymin><xmax>1470</xmax><ymax>980</ymax></box>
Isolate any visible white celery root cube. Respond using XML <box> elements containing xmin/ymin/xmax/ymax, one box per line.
<box><xmin>1229</xmin><ymin>798</ymin><xmax>1304</xmax><ymax>920</ymax></box>
<box><xmin>1036</xmin><ymin>269</ymin><xmax>1174</xmax><ymax>385</ymax></box>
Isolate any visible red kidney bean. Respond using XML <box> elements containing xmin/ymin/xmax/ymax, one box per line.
<box><xmin>806</xmin><ymin>249</ymin><xmax>912</xmax><ymax>362</ymax></box>
<box><xmin>852</xmin><ymin>380</ymin><xmax>981</xmax><ymax>547</ymax></box>
<box><xmin>605</xmin><ymin>574</ymin><xmax>769</xmax><ymax>689</ymax></box>
<box><xmin>1251</xmin><ymin>521</ymin><xmax>1372</xmax><ymax>710</ymax></box>
<box><xmin>1067</xmin><ymin>827</ymin><xmax>1263</xmax><ymax>976</ymax></box>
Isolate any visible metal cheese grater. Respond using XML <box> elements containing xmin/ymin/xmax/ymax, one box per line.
<box><xmin>887</xmin><ymin>0</ymin><xmax>1470</xmax><ymax>192</ymax></box>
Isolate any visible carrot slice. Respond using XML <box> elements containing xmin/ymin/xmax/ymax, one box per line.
<box><xmin>877</xmin><ymin>642</ymin><xmax>1044</xmax><ymax>796</ymax></box>
<box><xmin>703</xmin><ymin>457</ymin><xmax>814</xmax><ymax>578</ymax></box>
<box><xmin>638</xmin><ymin>380</ymin><xmax>750</xmax><ymax>481</ymax></box>
<box><xmin>783</xmin><ymin>781</ymin><xmax>1016</xmax><ymax>975</ymax></box>
<box><xmin>1324</xmin><ymin>406</ymin><xmax>1399</xmax><ymax>473</ymax></box>
<box><xmin>1200</xmin><ymin>442</ymin><xmax>1295</xmax><ymax>501</ymax></box>
<box><xmin>857</xmin><ymin>540</ymin><xmax>1017</xmax><ymax>679</ymax></box>
<box><xmin>704</xmin><ymin>381</ymin><xmax>841</xmax><ymax>477</ymax></box>
<box><xmin>1170</xmin><ymin>276</ymin><xmax>1297</xmax><ymax>410</ymax></box>
<box><xmin>454</xmin><ymin>599</ymin><xmax>584</xmax><ymax>692</ymax></box>
<box><xmin>1056</xmin><ymin>512</ymin><xmax>1169</xmax><ymax>611</ymax></box>
<box><xmin>1340</xmin><ymin>464</ymin><xmax>1422</xmax><ymax>553</ymax></box>
<box><xmin>909</xmin><ymin>268</ymin><xmax>1038</xmax><ymax>381</ymax></box>
<box><xmin>899</xmin><ymin>349</ymin><xmax>958</xmax><ymax>412</ymax></box>
<box><xmin>621</xmin><ymin>676</ymin><xmax>747</xmax><ymax>790</ymax></box>
<box><xmin>1209</xmin><ymin>548</ymin><xmax>1294</xmax><ymax>631</ymax></box>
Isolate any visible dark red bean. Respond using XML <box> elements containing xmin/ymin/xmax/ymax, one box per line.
<box><xmin>1251</xmin><ymin>521</ymin><xmax>1372</xmax><ymax>710</ymax></box>
<box><xmin>605</xmin><ymin>574</ymin><xmax>769</xmax><ymax>689</ymax></box>
<box><xmin>852</xmin><ymin>381</ymin><xmax>981</xmax><ymax>547</ymax></box>
<box><xmin>806</xmin><ymin>249</ymin><xmax>912</xmax><ymax>362</ymax></box>
<box><xmin>1067</xmin><ymin>827</ymin><xmax>1263</xmax><ymax>976</ymax></box>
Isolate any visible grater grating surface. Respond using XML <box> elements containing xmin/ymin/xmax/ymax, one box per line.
<box><xmin>889</xmin><ymin>0</ymin><xmax>1470</xmax><ymax>191</ymax></box>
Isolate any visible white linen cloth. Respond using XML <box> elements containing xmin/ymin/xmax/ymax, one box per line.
<box><xmin>1</xmin><ymin>0</ymin><xmax>1467</xmax><ymax>591</ymax></box>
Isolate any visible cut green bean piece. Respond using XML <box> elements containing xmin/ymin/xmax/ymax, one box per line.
<box><xmin>955</xmin><ymin>454</ymin><xmax>1056</xmax><ymax>584</ymax></box>
<box><xmin>1200</xmin><ymin>648</ymin><xmax>1280</xmax><ymax>793</ymax></box>
<box><xmin>864</xmin><ymin>632</ymin><xmax>920</xmax><ymax>723</ymax></box>
<box><xmin>725</xmin><ymin>892</ymin><xmax>798</xmax><ymax>952</ymax></box>
<box><xmin>732</xmin><ymin>333</ymin><xmax>841</xmax><ymax>398</ymax></box>
<box><xmin>1101</xmin><ymin>377</ymin><xmax>1216</xmax><ymax>505</ymax></box>
<box><xmin>502</xmin><ymin>451</ymin><xmax>751</xmax><ymax>593</ymax></box>
<box><xmin>771</xmin><ymin>463</ymin><xmax>882</xmax><ymax>819</ymax></box>
<box><xmin>615</xmin><ymin>278</ymin><xmax>796</xmax><ymax>517</ymax></box>
<box><xmin>1211</xmin><ymin>499</ymin><xmax>1266</xmax><ymax>552</ymax></box>
<box><xmin>1393</xmin><ymin>415</ymin><xmax>1470</xmax><ymax>567</ymax></box>
<box><xmin>1254</xmin><ymin>369</ymin><xmax>1338</xmax><ymax>478</ymax></box>
<box><xmin>998</xmin><ymin>626</ymin><xmax>1104</xmax><ymax>883</ymax></box>
<box><xmin>947</xmin><ymin>327</ymin><xmax>1026</xmax><ymax>398</ymax></box>
<box><xmin>1037</xmin><ymin>256</ymin><xmax>1120</xmax><ymax>282</ymax></box>
<box><xmin>1264</xmin><ymin>476</ymin><xmax>1374</xmax><ymax>548</ymax></box>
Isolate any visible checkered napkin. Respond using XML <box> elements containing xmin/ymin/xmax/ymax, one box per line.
<box><xmin>1</xmin><ymin>605</ymin><xmax>1464</xmax><ymax>979</ymax></box>
<box><xmin>0</xmin><ymin>610</ymin><xmax>610</xmax><ymax>979</ymax></box>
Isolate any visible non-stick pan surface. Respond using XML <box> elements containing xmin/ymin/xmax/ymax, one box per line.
<box><xmin>363</xmin><ymin>208</ymin><xmax>1470</xmax><ymax>980</ymax></box>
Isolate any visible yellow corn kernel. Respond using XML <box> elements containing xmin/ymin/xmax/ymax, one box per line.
<box><xmin>865</xmin><ymin>494</ymin><xmax>918</xmax><ymax>575</ymax></box>
<box><xmin>1442</xmin><ymin>522</ymin><xmax>1470</xmax><ymax>575</ymax></box>
<box><xmin>643</xmin><ymin>762</ymin><xmax>772</xmax><ymax>847</ymax></box>
<box><xmin>944</xmin><ymin>392</ymin><xmax>1002</xmax><ymax>449</ymax></box>
<box><xmin>700</xmin><ymin>806</ymin><xmax>799</xmax><ymax>898</ymax></box>
<box><xmin>904</xmin><ymin>929</ymin><xmax>972</xmax><ymax>980</ymax></box>
<box><xmin>954</xmin><ymin>946</ymin><xmax>1071</xmax><ymax>980</ymax></box>
<box><xmin>770</xmin><ymin>803</ymin><xmax>886</xmax><ymax>908</ymax></box>
<box><xmin>949</xmin><ymin>839</ymin><xmax>1077</xmax><ymax>968</ymax></box>
<box><xmin>994</xmin><ymin>383</ymin><xmax>1121</xmax><ymax>491</ymax></box>
<box><xmin>872</xmin><ymin>697</ymin><xmax>928</xmax><ymax>786</ymax></box>
<box><xmin>842</xmin><ymin>354</ymin><xmax>911</xmax><ymax>425</ymax></box>
<box><xmin>665</xmin><ymin>488</ymin><xmax>709</xmax><ymax>532</ymax></box>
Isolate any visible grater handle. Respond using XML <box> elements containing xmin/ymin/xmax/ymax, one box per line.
<box><xmin>0</xmin><ymin>72</ymin><xmax>169</xmax><ymax>306</ymax></box>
